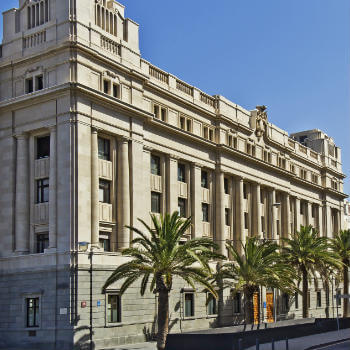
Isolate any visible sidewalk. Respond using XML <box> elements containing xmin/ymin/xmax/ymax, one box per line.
<box><xmin>245</xmin><ymin>329</ymin><xmax>350</xmax><ymax>350</ymax></box>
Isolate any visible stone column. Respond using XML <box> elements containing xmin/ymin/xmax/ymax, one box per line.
<box><xmin>91</xmin><ymin>128</ymin><xmax>99</xmax><ymax>247</ymax></box>
<box><xmin>166</xmin><ymin>155</ymin><xmax>178</xmax><ymax>214</ymax></box>
<box><xmin>253</xmin><ymin>183</ymin><xmax>262</xmax><ymax>238</ymax></box>
<box><xmin>318</xmin><ymin>205</ymin><xmax>323</xmax><ymax>236</ymax></box>
<box><xmin>191</xmin><ymin>163</ymin><xmax>202</xmax><ymax>238</ymax></box>
<box><xmin>15</xmin><ymin>134</ymin><xmax>30</xmax><ymax>254</ymax></box>
<box><xmin>340</xmin><ymin>203</ymin><xmax>345</xmax><ymax>231</ymax></box>
<box><xmin>215</xmin><ymin>171</ymin><xmax>226</xmax><ymax>256</ymax></box>
<box><xmin>48</xmin><ymin>127</ymin><xmax>57</xmax><ymax>250</ymax></box>
<box><xmin>235</xmin><ymin>178</ymin><xmax>244</xmax><ymax>250</ymax></box>
<box><xmin>307</xmin><ymin>202</ymin><xmax>313</xmax><ymax>227</ymax></box>
<box><xmin>295</xmin><ymin>197</ymin><xmax>301</xmax><ymax>233</ymax></box>
<box><xmin>269</xmin><ymin>189</ymin><xmax>277</xmax><ymax>239</ymax></box>
<box><xmin>283</xmin><ymin>193</ymin><xmax>290</xmax><ymax>238</ymax></box>
<box><xmin>117</xmin><ymin>138</ymin><xmax>130</xmax><ymax>250</ymax></box>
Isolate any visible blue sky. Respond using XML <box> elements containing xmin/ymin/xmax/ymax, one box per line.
<box><xmin>1</xmin><ymin>0</ymin><xmax>349</xmax><ymax>194</ymax></box>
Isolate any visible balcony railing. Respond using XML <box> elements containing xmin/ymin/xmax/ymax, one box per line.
<box><xmin>176</xmin><ymin>80</ymin><xmax>193</xmax><ymax>96</ymax></box>
<box><xmin>149</xmin><ymin>65</ymin><xmax>169</xmax><ymax>84</ymax></box>
<box><xmin>178</xmin><ymin>181</ymin><xmax>188</xmax><ymax>198</ymax></box>
<box><xmin>202</xmin><ymin>222</ymin><xmax>211</xmax><ymax>237</ymax></box>
<box><xmin>34</xmin><ymin>203</ymin><xmax>49</xmax><ymax>224</ymax></box>
<box><xmin>35</xmin><ymin>158</ymin><xmax>50</xmax><ymax>179</ymax></box>
<box><xmin>98</xmin><ymin>159</ymin><xmax>113</xmax><ymax>180</ymax></box>
<box><xmin>201</xmin><ymin>188</ymin><xmax>210</xmax><ymax>203</ymax></box>
<box><xmin>23</xmin><ymin>30</ymin><xmax>46</xmax><ymax>49</ymax></box>
<box><xmin>101</xmin><ymin>34</ymin><xmax>121</xmax><ymax>56</ymax></box>
<box><xmin>151</xmin><ymin>174</ymin><xmax>162</xmax><ymax>192</ymax></box>
<box><xmin>99</xmin><ymin>203</ymin><xmax>113</xmax><ymax>222</ymax></box>
<box><xmin>200</xmin><ymin>92</ymin><xmax>216</xmax><ymax>108</ymax></box>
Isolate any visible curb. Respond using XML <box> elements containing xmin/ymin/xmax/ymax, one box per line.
<box><xmin>304</xmin><ymin>338</ymin><xmax>350</xmax><ymax>350</ymax></box>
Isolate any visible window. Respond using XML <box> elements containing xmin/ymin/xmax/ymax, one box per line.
<box><xmin>154</xmin><ymin>103</ymin><xmax>167</xmax><ymax>122</ymax></box>
<box><xmin>26</xmin><ymin>298</ymin><xmax>39</xmax><ymax>328</ymax></box>
<box><xmin>36</xmin><ymin>136</ymin><xmax>50</xmax><ymax>159</ymax></box>
<box><xmin>180</xmin><ymin>116</ymin><xmax>185</xmax><ymax>129</ymax></box>
<box><xmin>99</xmin><ymin>232</ymin><xmax>111</xmax><ymax>252</ymax></box>
<box><xmin>178</xmin><ymin>164</ymin><xmax>186</xmax><ymax>182</ymax></box>
<box><xmin>300</xmin><ymin>168</ymin><xmax>307</xmax><ymax>180</ymax></box>
<box><xmin>98</xmin><ymin>137</ymin><xmax>110</xmax><ymax>161</ymax></box>
<box><xmin>263</xmin><ymin>150</ymin><xmax>271</xmax><ymax>163</ymax></box>
<box><xmin>35</xmin><ymin>75</ymin><xmax>43</xmax><ymax>91</ymax></box>
<box><xmin>276</xmin><ymin>219</ymin><xmax>280</xmax><ymax>235</ymax></box>
<box><xmin>113</xmin><ymin>83</ymin><xmax>120</xmax><ymax>98</ymax></box>
<box><xmin>151</xmin><ymin>192</ymin><xmax>161</xmax><ymax>213</ymax></box>
<box><xmin>207</xmin><ymin>293</ymin><xmax>217</xmax><ymax>315</ymax></box>
<box><xmin>224</xmin><ymin>178</ymin><xmax>229</xmax><ymax>194</ymax></box>
<box><xmin>154</xmin><ymin>105</ymin><xmax>160</xmax><ymax>119</ymax></box>
<box><xmin>312</xmin><ymin>173</ymin><xmax>319</xmax><ymax>184</ymax></box>
<box><xmin>316</xmin><ymin>291</ymin><xmax>322</xmax><ymax>307</ymax></box>
<box><xmin>294</xmin><ymin>292</ymin><xmax>299</xmax><ymax>309</ymax></box>
<box><xmin>151</xmin><ymin>155</ymin><xmax>161</xmax><ymax>176</ymax></box>
<box><xmin>107</xmin><ymin>294</ymin><xmax>121</xmax><ymax>323</ymax></box>
<box><xmin>36</xmin><ymin>233</ymin><xmax>49</xmax><ymax>253</ymax></box>
<box><xmin>307</xmin><ymin>291</ymin><xmax>311</xmax><ymax>309</ymax></box>
<box><xmin>233</xmin><ymin>292</ymin><xmax>241</xmax><ymax>314</ymax></box>
<box><xmin>179</xmin><ymin>115</ymin><xmax>192</xmax><ymax>131</ymax></box>
<box><xmin>260</xmin><ymin>189</ymin><xmax>264</xmax><ymax>204</ymax></box>
<box><xmin>178</xmin><ymin>198</ymin><xmax>186</xmax><ymax>218</ymax></box>
<box><xmin>244</xmin><ymin>212</ymin><xmax>249</xmax><ymax>230</ymax></box>
<box><xmin>26</xmin><ymin>78</ymin><xmax>34</xmax><ymax>93</ymax></box>
<box><xmin>225</xmin><ymin>208</ymin><xmax>230</xmax><ymax>226</ymax></box>
<box><xmin>36</xmin><ymin>178</ymin><xmax>49</xmax><ymax>203</ymax></box>
<box><xmin>201</xmin><ymin>170</ymin><xmax>208</xmax><ymax>188</ymax></box>
<box><xmin>243</xmin><ymin>184</ymin><xmax>247</xmax><ymax>199</ymax></box>
<box><xmin>184</xmin><ymin>293</ymin><xmax>194</xmax><ymax>317</ymax></box>
<box><xmin>300</xmin><ymin>203</ymin><xmax>305</xmax><ymax>215</ymax></box>
<box><xmin>99</xmin><ymin>180</ymin><xmax>110</xmax><ymax>203</ymax></box>
<box><xmin>202</xmin><ymin>203</ymin><xmax>209</xmax><ymax>222</ymax></box>
<box><xmin>209</xmin><ymin>129</ymin><xmax>214</xmax><ymax>141</ymax></box>
<box><xmin>261</xmin><ymin>216</ymin><xmax>265</xmax><ymax>233</ymax></box>
<box><xmin>186</xmin><ymin>119</ymin><xmax>192</xmax><ymax>132</ymax></box>
<box><xmin>203</xmin><ymin>126</ymin><xmax>208</xmax><ymax>139</ymax></box>
<box><xmin>281</xmin><ymin>293</ymin><xmax>289</xmax><ymax>313</ymax></box>
<box><xmin>103</xmin><ymin>80</ymin><xmax>110</xmax><ymax>94</ymax></box>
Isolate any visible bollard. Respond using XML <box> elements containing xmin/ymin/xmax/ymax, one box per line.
<box><xmin>285</xmin><ymin>338</ymin><xmax>289</xmax><ymax>350</ymax></box>
<box><xmin>256</xmin><ymin>338</ymin><xmax>260</xmax><ymax>350</ymax></box>
<box><xmin>238</xmin><ymin>338</ymin><xmax>243</xmax><ymax>350</ymax></box>
<box><xmin>271</xmin><ymin>338</ymin><xmax>275</xmax><ymax>350</ymax></box>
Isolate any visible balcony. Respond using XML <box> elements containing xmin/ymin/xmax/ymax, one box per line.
<box><xmin>35</xmin><ymin>157</ymin><xmax>50</xmax><ymax>179</ymax></box>
<box><xmin>151</xmin><ymin>174</ymin><xmax>162</xmax><ymax>192</ymax></box>
<box><xmin>99</xmin><ymin>159</ymin><xmax>113</xmax><ymax>180</ymax></box>
<box><xmin>99</xmin><ymin>203</ymin><xmax>112</xmax><ymax>222</ymax></box>
<box><xmin>201</xmin><ymin>188</ymin><xmax>210</xmax><ymax>203</ymax></box>
<box><xmin>34</xmin><ymin>203</ymin><xmax>49</xmax><ymax>224</ymax></box>
<box><xmin>202</xmin><ymin>222</ymin><xmax>211</xmax><ymax>237</ymax></box>
<box><xmin>178</xmin><ymin>181</ymin><xmax>188</xmax><ymax>198</ymax></box>
<box><xmin>225</xmin><ymin>225</ymin><xmax>231</xmax><ymax>238</ymax></box>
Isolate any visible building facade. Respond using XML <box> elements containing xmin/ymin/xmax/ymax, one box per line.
<box><xmin>0</xmin><ymin>1</ymin><xmax>347</xmax><ymax>349</ymax></box>
<box><xmin>344</xmin><ymin>200</ymin><xmax>350</xmax><ymax>230</ymax></box>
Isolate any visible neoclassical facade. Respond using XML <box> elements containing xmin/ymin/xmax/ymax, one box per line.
<box><xmin>0</xmin><ymin>1</ymin><xmax>347</xmax><ymax>349</ymax></box>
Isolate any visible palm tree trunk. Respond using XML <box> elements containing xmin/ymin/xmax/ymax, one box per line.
<box><xmin>301</xmin><ymin>265</ymin><xmax>309</xmax><ymax>318</ymax></box>
<box><xmin>325</xmin><ymin>280</ymin><xmax>330</xmax><ymax>318</ymax></box>
<box><xmin>343</xmin><ymin>262</ymin><xmax>349</xmax><ymax>318</ymax></box>
<box><xmin>244</xmin><ymin>288</ymin><xmax>254</xmax><ymax>324</ymax></box>
<box><xmin>157</xmin><ymin>289</ymin><xmax>169</xmax><ymax>350</ymax></box>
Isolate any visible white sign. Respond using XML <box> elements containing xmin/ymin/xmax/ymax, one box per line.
<box><xmin>60</xmin><ymin>308</ymin><xmax>68</xmax><ymax>315</ymax></box>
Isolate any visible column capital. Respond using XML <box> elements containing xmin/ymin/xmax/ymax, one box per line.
<box><xmin>117</xmin><ymin>136</ymin><xmax>130</xmax><ymax>143</ymax></box>
<box><xmin>167</xmin><ymin>154</ymin><xmax>180</xmax><ymax>161</ymax></box>
<box><xmin>13</xmin><ymin>132</ymin><xmax>28</xmax><ymax>140</ymax></box>
<box><xmin>49</xmin><ymin>125</ymin><xmax>57</xmax><ymax>133</ymax></box>
<box><xmin>91</xmin><ymin>127</ymin><xmax>98</xmax><ymax>134</ymax></box>
<box><xmin>191</xmin><ymin>162</ymin><xmax>202</xmax><ymax>170</ymax></box>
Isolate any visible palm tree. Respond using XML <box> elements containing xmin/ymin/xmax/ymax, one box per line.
<box><xmin>222</xmin><ymin>237</ymin><xmax>296</xmax><ymax>324</ymax></box>
<box><xmin>103</xmin><ymin>212</ymin><xmax>223</xmax><ymax>350</ymax></box>
<box><xmin>282</xmin><ymin>225</ymin><xmax>340</xmax><ymax>318</ymax></box>
<box><xmin>331</xmin><ymin>229</ymin><xmax>350</xmax><ymax>317</ymax></box>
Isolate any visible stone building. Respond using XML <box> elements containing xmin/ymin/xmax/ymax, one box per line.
<box><xmin>0</xmin><ymin>1</ymin><xmax>347</xmax><ymax>349</ymax></box>
<box><xmin>344</xmin><ymin>200</ymin><xmax>350</xmax><ymax>230</ymax></box>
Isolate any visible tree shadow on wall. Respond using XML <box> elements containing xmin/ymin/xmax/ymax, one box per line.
<box><xmin>73</xmin><ymin>318</ymin><xmax>95</xmax><ymax>350</ymax></box>
<box><xmin>143</xmin><ymin>311</ymin><xmax>179</xmax><ymax>341</ymax></box>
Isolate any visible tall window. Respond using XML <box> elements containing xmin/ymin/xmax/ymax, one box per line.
<box><xmin>243</xmin><ymin>183</ymin><xmax>248</xmax><ymax>199</ymax></box>
<box><xmin>25</xmin><ymin>78</ymin><xmax>34</xmax><ymax>93</ymax></box>
<box><xmin>99</xmin><ymin>180</ymin><xmax>110</xmax><ymax>203</ymax></box>
<box><xmin>178</xmin><ymin>164</ymin><xmax>186</xmax><ymax>182</ymax></box>
<box><xmin>244</xmin><ymin>212</ymin><xmax>249</xmax><ymax>230</ymax></box>
<box><xmin>202</xmin><ymin>203</ymin><xmax>209</xmax><ymax>222</ymax></box>
<box><xmin>178</xmin><ymin>198</ymin><xmax>186</xmax><ymax>218</ymax></box>
<box><xmin>151</xmin><ymin>155</ymin><xmax>161</xmax><ymax>176</ymax></box>
<box><xmin>37</xmin><ymin>136</ymin><xmax>50</xmax><ymax>159</ymax></box>
<box><xmin>107</xmin><ymin>294</ymin><xmax>121</xmax><ymax>323</ymax></box>
<box><xmin>36</xmin><ymin>179</ymin><xmax>49</xmax><ymax>203</ymax></box>
<box><xmin>35</xmin><ymin>75</ymin><xmax>43</xmax><ymax>91</ymax></box>
<box><xmin>281</xmin><ymin>293</ymin><xmax>289</xmax><ymax>313</ymax></box>
<box><xmin>184</xmin><ymin>293</ymin><xmax>194</xmax><ymax>317</ymax></box>
<box><xmin>316</xmin><ymin>291</ymin><xmax>322</xmax><ymax>307</ymax></box>
<box><xmin>36</xmin><ymin>233</ymin><xmax>49</xmax><ymax>253</ymax></box>
<box><xmin>207</xmin><ymin>293</ymin><xmax>217</xmax><ymax>315</ymax></box>
<box><xmin>26</xmin><ymin>298</ymin><xmax>39</xmax><ymax>327</ymax></box>
<box><xmin>151</xmin><ymin>192</ymin><xmax>161</xmax><ymax>213</ymax></box>
<box><xmin>233</xmin><ymin>292</ymin><xmax>241</xmax><ymax>314</ymax></box>
<box><xmin>224</xmin><ymin>178</ymin><xmax>229</xmax><ymax>194</ymax></box>
<box><xmin>98</xmin><ymin>137</ymin><xmax>110</xmax><ymax>161</ymax></box>
<box><xmin>225</xmin><ymin>208</ymin><xmax>230</xmax><ymax>226</ymax></box>
<box><xmin>113</xmin><ymin>83</ymin><xmax>120</xmax><ymax>98</ymax></box>
<box><xmin>201</xmin><ymin>170</ymin><xmax>208</xmax><ymax>188</ymax></box>
<box><xmin>103</xmin><ymin>80</ymin><xmax>110</xmax><ymax>94</ymax></box>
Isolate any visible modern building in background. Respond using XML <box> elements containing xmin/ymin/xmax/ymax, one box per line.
<box><xmin>0</xmin><ymin>1</ymin><xmax>347</xmax><ymax>349</ymax></box>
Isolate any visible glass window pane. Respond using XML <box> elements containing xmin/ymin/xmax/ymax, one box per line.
<box><xmin>151</xmin><ymin>155</ymin><xmax>160</xmax><ymax>175</ymax></box>
<box><xmin>202</xmin><ymin>203</ymin><xmax>209</xmax><ymax>222</ymax></box>
<box><xmin>178</xmin><ymin>198</ymin><xmax>186</xmax><ymax>217</ymax></box>
<box><xmin>151</xmin><ymin>192</ymin><xmax>160</xmax><ymax>213</ymax></box>
<box><xmin>201</xmin><ymin>171</ymin><xmax>208</xmax><ymax>188</ymax></box>
<box><xmin>37</xmin><ymin>136</ymin><xmax>50</xmax><ymax>159</ymax></box>
<box><xmin>178</xmin><ymin>164</ymin><xmax>185</xmax><ymax>182</ymax></box>
<box><xmin>184</xmin><ymin>294</ymin><xmax>193</xmax><ymax>317</ymax></box>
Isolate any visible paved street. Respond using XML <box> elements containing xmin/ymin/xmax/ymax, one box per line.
<box><xmin>312</xmin><ymin>340</ymin><xmax>350</xmax><ymax>350</ymax></box>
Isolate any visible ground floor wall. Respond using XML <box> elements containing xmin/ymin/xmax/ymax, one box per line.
<box><xmin>0</xmin><ymin>262</ymin><xmax>346</xmax><ymax>350</ymax></box>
